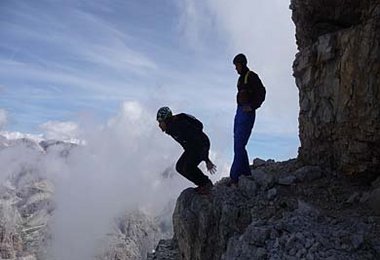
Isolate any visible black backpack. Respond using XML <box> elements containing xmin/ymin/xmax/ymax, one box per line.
<box><xmin>245</xmin><ymin>71</ymin><xmax>266</xmax><ymax>109</ymax></box>
<box><xmin>184</xmin><ymin>114</ymin><xmax>203</xmax><ymax>131</ymax></box>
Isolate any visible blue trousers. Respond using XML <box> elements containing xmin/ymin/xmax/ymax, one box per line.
<box><xmin>230</xmin><ymin>106</ymin><xmax>256</xmax><ymax>182</ymax></box>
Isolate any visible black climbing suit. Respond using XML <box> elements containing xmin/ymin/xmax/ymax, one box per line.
<box><xmin>165</xmin><ymin>113</ymin><xmax>212</xmax><ymax>187</ymax></box>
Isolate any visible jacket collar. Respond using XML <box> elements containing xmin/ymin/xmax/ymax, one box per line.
<box><xmin>239</xmin><ymin>66</ymin><xmax>249</xmax><ymax>76</ymax></box>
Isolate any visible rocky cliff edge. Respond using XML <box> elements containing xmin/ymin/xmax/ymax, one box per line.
<box><xmin>149</xmin><ymin>160</ymin><xmax>380</xmax><ymax>260</ymax></box>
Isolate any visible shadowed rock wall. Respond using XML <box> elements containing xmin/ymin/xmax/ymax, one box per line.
<box><xmin>291</xmin><ymin>0</ymin><xmax>380</xmax><ymax>175</ymax></box>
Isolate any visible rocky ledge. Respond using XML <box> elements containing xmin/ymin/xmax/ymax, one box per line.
<box><xmin>148</xmin><ymin>159</ymin><xmax>380</xmax><ymax>260</ymax></box>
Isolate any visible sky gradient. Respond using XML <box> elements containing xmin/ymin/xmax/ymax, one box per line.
<box><xmin>0</xmin><ymin>0</ymin><xmax>299</xmax><ymax>161</ymax></box>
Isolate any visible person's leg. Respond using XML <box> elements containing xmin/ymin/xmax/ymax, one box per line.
<box><xmin>230</xmin><ymin>107</ymin><xmax>256</xmax><ymax>182</ymax></box>
<box><xmin>176</xmin><ymin>150</ymin><xmax>212</xmax><ymax>186</ymax></box>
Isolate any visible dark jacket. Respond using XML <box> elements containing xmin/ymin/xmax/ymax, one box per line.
<box><xmin>165</xmin><ymin>113</ymin><xmax>210</xmax><ymax>153</ymax></box>
<box><xmin>236</xmin><ymin>66</ymin><xmax>264</xmax><ymax>107</ymax></box>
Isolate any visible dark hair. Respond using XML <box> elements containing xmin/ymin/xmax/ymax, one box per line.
<box><xmin>233</xmin><ymin>53</ymin><xmax>247</xmax><ymax>65</ymax></box>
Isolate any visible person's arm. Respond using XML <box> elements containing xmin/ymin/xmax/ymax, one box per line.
<box><xmin>244</xmin><ymin>71</ymin><xmax>262</xmax><ymax>111</ymax></box>
<box><xmin>243</xmin><ymin>72</ymin><xmax>254</xmax><ymax>112</ymax></box>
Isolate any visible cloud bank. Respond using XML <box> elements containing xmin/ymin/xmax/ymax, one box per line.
<box><xmin>45</xmin><ymin>101</ymin><xmax>226</xmax><ymax>259</ymax></box>
<box><xmin>0</xmin><ymin>109</ymin><xmax>7</xmax><ymax>129</ymax></box>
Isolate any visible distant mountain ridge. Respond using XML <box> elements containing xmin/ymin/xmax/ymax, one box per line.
<box><xmin>0</xmin><ymin>132</ymin><xmax>172</xmax><ymax>259</ymax></box>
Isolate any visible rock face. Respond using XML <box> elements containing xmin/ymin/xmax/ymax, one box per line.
<box><xmin>0</xmin><ymin>169</ymin><xmax>54</xmax><ymax>259</ymax></box>
<box><xmin>291</xmin><ymin>0</ymin><xmax>380</xmax><ymax>175</ymax></box>
<box><xmin>172</xmin><ymin>186</ymin><xmax>252</xmax><ymax>260</ymax></box>
<box><xmin>149</xmin><ymin>160</ymin><xmax>380</xmax><ymax>259</ymax></box>
<box><xmin>0</xmin><ymin>137</ymin><xmax>63</xmax><ymax>259</ymax></box>
<box><xmin>97</xmin><ymin>211</ymin><xmax>170</xmax><ymax>260</ymax></box>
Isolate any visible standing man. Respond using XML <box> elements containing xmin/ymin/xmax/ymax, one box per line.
<box><xmin>157</xmin><ymin>107</ymin><xmax>216</xmax><ymax>194</ymax></box>
<box><xmin>229</xmin><ymin>53</ymin><xmax>266</xmax><ymax>186</ymax></box>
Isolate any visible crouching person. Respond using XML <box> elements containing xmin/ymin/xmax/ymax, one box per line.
<box><xmin>156</xmin><ymin>107</ymin><xmax>216</xmax><ymax>195</ymax></box>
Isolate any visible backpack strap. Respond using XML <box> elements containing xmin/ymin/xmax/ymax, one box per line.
<box><xmin>244</xmin><ymin>70</ymin><xmax>250</xmax><ymax>84</ymax></box>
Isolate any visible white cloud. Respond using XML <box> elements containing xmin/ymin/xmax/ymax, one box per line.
<box><xmin>40</xmin><ymin>121</ymin><xmax>79</xmax><ymax>141</ymax></box>
<box><xmin>0</xmin><ymin>102</ymin><xmax>188</xmax><ymax>259</ymax></box>
<box><xmin>0</xmin><ymin>109</ymin><xmax>7</xmax><ymax>129</ymax></box>
<box><xmin>49</xmin><ymin>101</ymin><xmax>227</xmax><ymax>259</ymax></box>
<box><xmin>176</xmin><ymin>0</ymin><xmax>215</xmax><ymax>50</ymax></box>
<box><xmin>177</xmin><ymin>0</ymin><xmax>299</xmax><ymax>138</ymax></box>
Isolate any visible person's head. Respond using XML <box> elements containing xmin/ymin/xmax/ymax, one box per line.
<box><xmin>156</xmin><ymin>106</ymin><xmax>172</xmax><ymax>132</ymax></box>
<box><xmin>233</xmin><ymin>53</ymin><xmax>248</xmax><ymax>75</ymax></box>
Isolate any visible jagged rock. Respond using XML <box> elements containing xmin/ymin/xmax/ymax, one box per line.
<box><xmin>223</xmin><ymin>206</ymin><xmax>374</xmax><ymax>260</ymax></box>
<box><xmin>359</xmin><ymin>192</ymin><xmax>371</xmax><ymax>203</ymax></box>
<box><xmin>351</xmin><ymin>234</ymin><xmax>364</xmax><ymax>249</ymax></box>
<box><xmin>0</xmin><ymin>201</ymin><xmax>23</xmax><ymax>259</ymax></box>
<box><xmin>151</xmin><ymin>160</ymin><xmax>380</xmax><ymax>260</ymax></box>
<box><xmin>147</xmin><ymin>239</ymin><xmax>179</xmax><ymax>260</ymax></box>
<box><xmin>267</xmin><ymin>188</ymin><xmax>277</xmax><ymax>200</ymax></box>
<box><xmin>346</xmin><ymin>192</ymin><xmax>360</xmax><ymax>204</ymax></box>
<box><xmin>294</xmin><ymin>166</ymin><xmax>322</xmax><ymax>182</ymax></box>
<box><xmin>97</xmin><ymin>211</ymin><xmax>164</xmax><ymax>260</ymax></box>
<box><xmin>368</xmin><ymin>188</ymin><xmax>380</xmax><ymax>214</ymax></box>
<box><xmin>172</xmin><ymin>186</ymin><xmax>252</xmax><ymax>260</ymax></box>
<box><xmin>0</xmin><ymin>166</ymin><xmax>53</xmax><ymax>259</ymax></box>
<box><xmin>296</xmin><ymin>200</ymin><xmax>320</xmax><ymax>217</ymax></box>
<box><xmin>291</xmin><ymin>0</ymin><xmax>380</xmax><ymax>175</ymax></box>
<box><xmin>238</xmin><ymin>176</ymin><xmax>258</xmax><ymax>196</ymax></box>
<box><xmin>278</xmin><ymin>175</ymin><xmax>296</xmax><ymax>185</ymax></box>
<box><xmin>372</xmin><ymin>177</ymin><xmax>380</xmax><ymax>189</ymax></box>
<box><xmin>253</xmin><ymin>158</ymin><xmax>267</xmax><ymax>168</ymax></box>
<box><xmin>251</xmin><ymin>169</ymin><xmax>275</xmax><ymax>190</ymax></box>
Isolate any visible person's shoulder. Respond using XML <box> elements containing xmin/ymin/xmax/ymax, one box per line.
<box><xmin>248</xmin><ymin>70</ymin><xmax>259</xmax><ymax>77</ymax></box>
<box><xmin>170</xmin><ymin>113</ymin><xmax>187</xmax><ymax>124</ymax></box>
<box><xmin>174</xmin><ymin>113</ymin><xmax>186</xmax><ymax>120</ymax></box>
<box><xmin>247</xmin><ymin>70</ymin><xmax>261</xmax><ymax>82</ymax></box>
<box><xmin>176</xmin><ymin>113</ymin><xmax>196</xmax><ymax>119</ymax></box>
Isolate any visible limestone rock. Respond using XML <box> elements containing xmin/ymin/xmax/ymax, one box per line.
<box><xmin>251</xmin><ymin>169</ymin><xmax>275</xmax><ymax>190</ymax></box>
<box><xmin>372</xmin><ymin>177</ymin><xmax>380</xmax><ymax>189</ymax></box>
<box><xmin>278</xmin><ymin>175</ymin><xmax>296</xmax><ymax>185</ymax></box>
<box><xmin>238</xmin><ymin>176</ymin><xmax>258</xmax><ymax>196</ymax></box>
<box><xmin>291</xmin><ymin>0</ymin><xmax>380</xmax><ymax>176</ymax></box>
<box><xmin>147</xmin><ymin>239</ymin><xmax>178</xmax><ymax>260</ymax></box>
<box><xmin>368</xmin><ymin>188</ymin><xmax>380</xmax><ymax>214</ymax></box>
<box><xmin>98</xmin><ymin>211</ymin><xmax>165</xmax><ymax>260</ymax></box>
<box><xmin>172</xmin><ymin>186</ymin><xmax>252</xmax><ymax>260</ymax></box>
<box><xmin>252</xmin><ymin>158</ymin><xmax>267</xmax><ymax>168</ymax></box>
<box><xmin>294</xmin><ymin>166</ymin><xmax>322</xmax><ymax>182</ymax></box>
<box><xmin>149</xmin><ymin>160</ymin><xmax>380</xmax><ymax>260</ymax></box>
<box><xmin>267</xmin><ymin>188</ymin><xmax>277</xmax><ymax>200</ymax></box>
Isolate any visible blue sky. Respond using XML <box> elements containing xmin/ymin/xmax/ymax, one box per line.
<box><xmin>0</xmin><ymin>0</ymin><xmax>299</xmax><ymax>160</ymax></box>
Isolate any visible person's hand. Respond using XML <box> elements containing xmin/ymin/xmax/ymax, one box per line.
<box><xmin>206</xmin><ymin>160</ymin><xmax>217</xmax><ymax>175</ymax></box>
<box><xmin>243</xmin><ymin>105</ymin><xmax>253</xmax><ymax>112</ymax></box>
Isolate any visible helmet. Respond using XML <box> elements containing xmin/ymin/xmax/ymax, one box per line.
<box><xmin>156</xmin><ymin>107</ymin><xmax>172</xmax><ymax>122</ymax></box>
<box><xmin>233</xmin><ymin>53</ymin><xmax>247</xmax><ymax>66</ymax></box>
